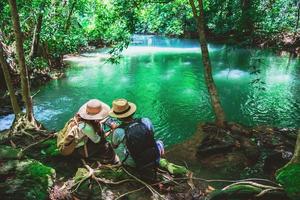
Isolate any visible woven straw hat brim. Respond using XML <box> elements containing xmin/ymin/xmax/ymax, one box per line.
<box><xmin>109</xmin><ymin>102</ymin><xmax>136</xmax><ymax>119</ymax></box>
<box><xmin>78</xmin><ymin>102</ymin><xmax>110</xmax><ymax>120</ymax></box>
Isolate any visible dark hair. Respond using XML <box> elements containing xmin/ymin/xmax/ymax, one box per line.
<box><xmin>119</xmin><ymin>113</ymin><xmax>135</xmax><ymax>122</ymax></box>
<box><xmin>77</xmin><ymin>115</ymin><xmax>102</xmax><ymax>135</ymax></box>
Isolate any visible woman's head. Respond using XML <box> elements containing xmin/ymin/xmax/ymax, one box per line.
<box><xmin>78</xmin><ymin>99</ymin><xmax>110</xmax><ymax>121</ymax></box>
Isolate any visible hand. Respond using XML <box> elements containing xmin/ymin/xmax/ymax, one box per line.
<box><xmin>110</xmin><ymin>122</ymin><xmax>118</xmax><ymax>130</ymax></box>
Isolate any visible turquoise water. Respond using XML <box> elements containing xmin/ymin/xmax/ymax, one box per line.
<box><xmin>1</xmin><ymin>35</ymin><xmax>300</xmax><ymax>146</ymax></box>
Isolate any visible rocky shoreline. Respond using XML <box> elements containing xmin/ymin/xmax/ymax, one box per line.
<box><xmin>0</xmin><ymin>122</ymin><xmax>298</xmax><ymax>199</ymax></box>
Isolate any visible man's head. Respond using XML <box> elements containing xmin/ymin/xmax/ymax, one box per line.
<box><xmin>109</xmin><ymin>98</ymin><xmax>136</xmax><ymax>121</ymax></box>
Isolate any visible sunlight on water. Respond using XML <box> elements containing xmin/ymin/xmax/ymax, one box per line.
<box><xmin>215</xmin><ymin>69</ymin><xmax>249</xmax><ymax>80</ymax></box>
<box><xmin>1</xmin><ymin>35</ymin><xmax>299</xmax><ymax>146</ymax></box>
<box><xmin>0</xmin><ymin>114</ymin><xmax>15</xmax><ymax>131</ymax></box>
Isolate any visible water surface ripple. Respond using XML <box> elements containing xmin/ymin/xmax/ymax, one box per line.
<box><xmin>1</xmin><ymin>35</ymin><xmax>300</xmax><ymax>146</ymax></box>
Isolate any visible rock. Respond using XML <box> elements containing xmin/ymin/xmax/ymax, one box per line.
<box><xmin>200</xmin><ymin>152</ymin><xmax>248</xmax><ymax>173</ymax></box>
<box><xmin>0</xmin><ymin>146</ymin><xmax>56</xmax><ymax>200</ymax></box>
<box><xmin>0</xmin><ymin>145</ymin><xmax>22</xmax><ymax>160</ymax></box>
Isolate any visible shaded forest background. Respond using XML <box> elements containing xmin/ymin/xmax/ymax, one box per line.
<box><xmin>0</xmin><ymin>0</ymin><xmax>299</xmax><ymax>90</ymax></box>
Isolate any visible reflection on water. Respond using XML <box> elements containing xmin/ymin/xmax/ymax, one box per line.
<box><xmin>1</xmin><ymin>35</ymin><xmax>300</xmax><ymax>146</ymax></box>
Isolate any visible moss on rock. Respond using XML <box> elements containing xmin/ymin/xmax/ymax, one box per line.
<box><xmin>0</xmin><ymin>156</ymin><xmax>55</xmax><ymax>200</ymax></box>
<box><xmin>0</xmin><ymin>145</ymin><xmax>22</xmax><ymax>160</ymax></box>
<box><xmin>276</xmin><ymin>163</ymin><xmax>300</xmax><ymax>200</ymax></box>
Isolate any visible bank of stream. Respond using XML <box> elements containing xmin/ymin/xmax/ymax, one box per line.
<box><xmin>0</xmin><ymin>35</ymin><xmax>300</xmax><ymax>199</ymax></box>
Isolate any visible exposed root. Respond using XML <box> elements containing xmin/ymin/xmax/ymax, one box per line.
<box><xmin>115</xmin><ymin>186</ymin><xmax>145</xmax><ymax>200</ymax></box>
<box><xmin>256</xmin><ymin>188</ymin><xmax>283</xmax><ymax>197</ymax></box>
<box><xmin>21</xmin><ymin>133</ymin><xmax>54</xmax><ymax>152</ymax></box>
<box><xmin>0</xmin><ymin>114</ymin><xmax>50</xmax><ymax>148</ymax></box>
<box><xmin>122</xmin><ymin>167</ymin><xmax>166</xmax><ymax>200</ymax></box>
<box><xmin>221</xmin><ymin>181</ymin><xmax>281</xmax><ymax>191</ymax></box>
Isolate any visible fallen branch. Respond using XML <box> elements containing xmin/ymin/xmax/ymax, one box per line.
<box><xmin>256</xmin><ymin>188</ymin><xmax>283</xmax><ymax>197</ymax></box>
<box><xmin>21</xmin><ymin>133</ymin><xmax>54</xmax><ymax>152</ymax></box>
<box><xmin>121</xmin><ymin>167</ymin><xmax>165</xmax><ymax>200</ymax></box>
<box><xmin>221</xmin><ymin>181</ymin><xmax>281</xmax><ymax>191</ymax></box>
<box><xmin>115</xmin><ymin>186</ymin><xmax>145</xmax><ymax>200</ymax></box>
<box><xmin>31</xmin><ymin>90</ymin><xmax>40</xmax><ymax>98</ymax></box>
<box><xmin>93</xmin><ymin>176</ymin><xmax>135</xmax><ymax>185</ymax></box>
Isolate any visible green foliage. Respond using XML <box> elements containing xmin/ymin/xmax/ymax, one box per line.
<box><xmin>135</xmin><ymin>0</ymin><xmax>194</xmax><ymax>36</ymax></box>
<box><xmin>27</xmin><ymin>57</ymin><xmax>49</xmax><ymax>69</ymax></box>
<box><xmin>1</xmin><ymin>0</ymin><xmax>299</xmax><ymax>72</ymax></box>
<box><xmin>40</xmin><ymin>139</ymin><xmax>60</xmax><ymax>157</ymax></box>
<box><xmin>276</xmin><ymin>163</ymin><xmax>300</xmax><ymax>200</ymax></box>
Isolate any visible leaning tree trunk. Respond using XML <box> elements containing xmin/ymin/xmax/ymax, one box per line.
<box><xmin>0</xmin><ymin>39</ymin><xmax>21</xmax><ymax>115</ymax></box>
<box><xmin>8</xmin><ymin>0</ymin><xmax>34</xmax><ymax>122</ymax></box>
<box><xmin>29</xmin><ymin>6</ymin><xmax>44</xmax><ymax>60</ymax></box>
<box><xmin>189</xmin><ymin>0</ymin><xmax>226</xmax><ymax>127</ymax></box>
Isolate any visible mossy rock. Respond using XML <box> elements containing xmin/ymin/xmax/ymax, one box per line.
<box><xmin>0</xmin><ymin>159</ymin><xmax>55</xmax><ymax>200</ymax></box>
<box><xmin>0</xmin><ymin>145</ymin><xmax>22</xmax><ymax>160</ymax></box>
<box><xmin>276</xmin><ymin>163</ymin><xmax>300</xmax><ymax>200</ymax></box>
<box><xmin>74</xmin><ymin>167</ymin><xmax>129</xmax><ymax>183</ymax></box>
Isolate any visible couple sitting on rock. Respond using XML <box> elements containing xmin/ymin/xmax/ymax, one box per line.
<box><xmin>57</xmin><ymin>98</ymin><xmax>164</xmax><ymax>180</ymax></box>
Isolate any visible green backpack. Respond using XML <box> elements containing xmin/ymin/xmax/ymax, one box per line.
<box><xmin>56</xmin><ymin>117</ymin><xmax>82</xmax><ymax>156</ymax></box>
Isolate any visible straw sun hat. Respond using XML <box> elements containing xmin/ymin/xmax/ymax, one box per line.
<box><xmin>109</xmin><ymin>98</ymin><xmax>136</xmax><ymax>119</ymax></box>
<box><xmin>78</xmin><ymin>99</ymin><xmax>110</xmax><ymax>120</ymax></box>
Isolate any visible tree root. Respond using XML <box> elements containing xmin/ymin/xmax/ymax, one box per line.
<box><xmin>209</xmin><ymin>180</ymin><xmax>285</xmax><ymax>200</ymax></box>
<box><xmin>21</xmin><ymin>133</ymin><xmax>54</xmax><ymax>152</ymax></box>
<box><xmin>115</xmin><ymin>186</ymin><xmax>145</xmax><ymax>200</ymax></box>
<box><xmin>121</xmin><ymin>166</ymin><xmax>166</xmax><ymax>200</ymax></box>
<box><xmin>0</xmin><ymin>114</ymin><xmax>50</xmax><ymax>147</ymax></box>
<box><xmin>221</xmin><ymin>181</ymin><xmax>281</xmax><ymax>191</ymax></box>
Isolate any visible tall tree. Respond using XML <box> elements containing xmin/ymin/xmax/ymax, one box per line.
<box><xmin>240</xmin><ymin>0</ymin><xmax>254</xmax><ymax>35</ymax></box>
<box><xmin>29</xmin><ymin>2</ymin><xmax>45</xmax><ymax>59</ymax></box>
<box><xmin>0</xmin><ymin>36</ymin><xmax>21</xmax><ymax>115</ymax></box>
<box><xmin>8</xmin><ymin>0</ymin><xmax>34</xmax><ymax>122</ymax></box>
<box><xmin>189</xmin><ymin>0</ymin><xmax>226</xmax><ymax>127</ymax></box>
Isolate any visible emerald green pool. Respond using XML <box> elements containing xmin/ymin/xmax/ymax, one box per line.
<box><xmin>1</xmin><ymin>35</ymin><xmax>300</xmax><ymax>146</ymax></box>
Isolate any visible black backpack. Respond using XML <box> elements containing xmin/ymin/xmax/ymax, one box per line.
<box><xmin>121</xmin><ymin>119</ymin><xmax>160</xmax><ymax>169</ymax></box>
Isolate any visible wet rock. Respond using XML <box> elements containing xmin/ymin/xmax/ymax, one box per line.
<box><xmin>200</xmin><ymin>152</ymin><xmax>248</xmax><ymax>173</ymax></box>
<box><xmin>0</xmin><ymin>92</ymin><xmax>23</xmax><ymax>116</ymax></box>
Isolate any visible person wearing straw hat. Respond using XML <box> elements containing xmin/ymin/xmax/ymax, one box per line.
<box><xmin>109</xmin><ymin>98</ymin><xmax>164</xmax><ymax>180</ymax></box>
<box><xmin>57</xmin><ymin>99</ymin><xmax>119</xmax><ymax>164</ymax></box>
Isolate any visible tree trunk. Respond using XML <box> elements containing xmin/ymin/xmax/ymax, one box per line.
<box><xmin>8</xmin><ymin>0</ymin><xmax>34</xmax><ymax>122</ymax></box>
<box><xmin>240</xmin><ymin>0</ymin><xmax>253</xmax><ymax>35</ymax></box>
<box><xmin>189</xmin><ymin>0</ymin><xmax>226</xmax><ymax>127</ymax></box>
<box><xmin>295</xmin><ymin>1</ymin><xmax>300</xmax><ymax>35</ymax></box>
<box><xmin>289</xmin><ymin>130</ymin><xmax>300</xmax><ymax>164</ymax></box>
<box><xmin>0</xmin><ymin>40</ymin><xmax>21</xmax><ymax>115</ymax></box>
<box><xmin>65</xmin><ymin>0</ymin><xmax>76</xmax><ymax>32</ymax></box>
<box><xmin>29</xmin><ymin>8</ymin><xmax>43</xmax><ymax>60</ymax></box>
